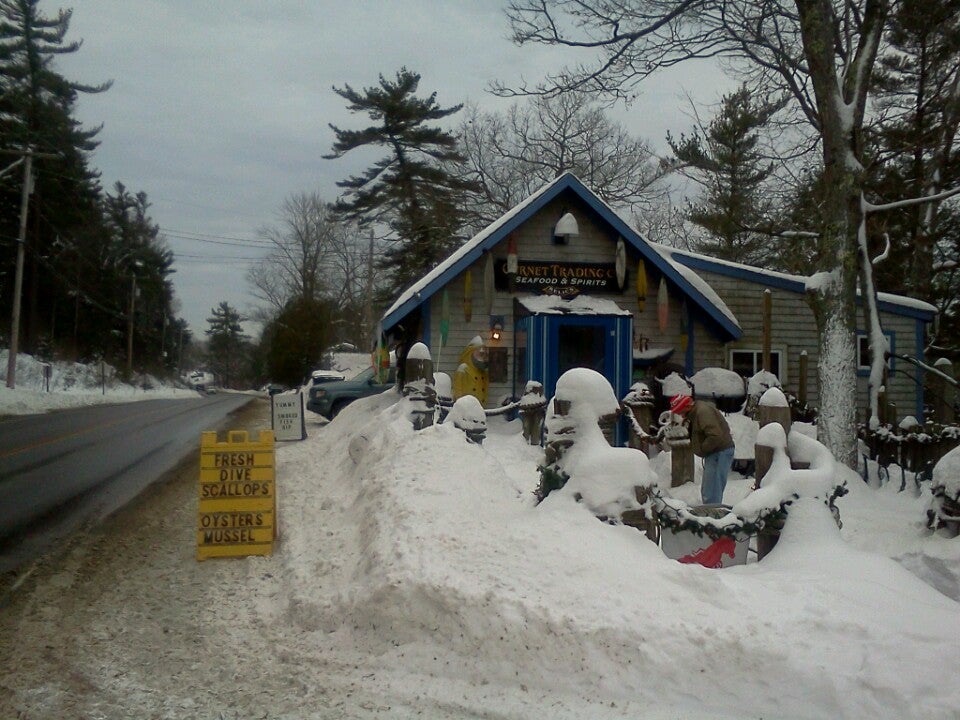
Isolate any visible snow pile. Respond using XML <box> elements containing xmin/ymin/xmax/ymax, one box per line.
<box><xmin>325</xmin><ymin>351</ymin><xmax>372</xmax><ymax>379</ymax></box>
<box><xmin>447</xmin><ymin>394</ymin><xmax>486</xmax><ymax>436</ymax></box>
<box><xmin>690</xmin><ymin>367</ymin><xmax>746</xmax><ymax>398</ymax></box>
<box><xmin>3</xmin><ymin>357</ymin><xmax>960</xmax><ymax>718</ymax></box>
<box><xmin>0</xmin><ymin>350</ymin><xmax>196</xmax><ymax>415</ymax></box>
<box><xmin>748</xmin><ymin>369</ymin><xmax>781</xmax><ymax>397</ymax></box>
<box><xmin>933</xmin><ymin>444</ymin><xmax>960</xmax><ymax>501</ymax></box>
<box><xmin>732</xmin><ymin>424</ymin><xmax>842</xmax><ymax>521</ymax></box>
<box><xmin>268</xmin><ymin>389</ymin><xmax>960</xmax><ymax>718</ymax></box>
<box><xmin>541</xmin><ymin>369</ymin><xmax>655</xmax><ymax>517</ymax></box>
<box><xmin>658</xmin><ymin>370</ymin><xmax>691</xmax><ymax>398</ymax></box>
<box><xmin>759</xmin><ymin>386</ymin><xmax>790</xmax><ymax>407</ymax></box>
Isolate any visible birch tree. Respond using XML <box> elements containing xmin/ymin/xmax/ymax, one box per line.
<box><xmin>497</xmin><ymin>0</ymin><xmax>941</xmax><ymax>466</ymax></box>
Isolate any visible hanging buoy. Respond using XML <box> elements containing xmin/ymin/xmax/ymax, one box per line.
<box><xmin>680</xmin><ymin>300</ymin><xmax>689</xmax><ymax>352</ymax></box>
<box><xmin>615</xmin><ymin>237</ymin><xmax>626</xmax><ymax>291</ymax></box>
<box><xmin>507</xmin><ymin>233</ymin><xmax>518</xmax><ymax>275</ymax></box>
<box><xmin>464</xmin><ymin>269</ymin><xmax>473</xmax><ymax>323</ymax></box>
<box><xmin>484</xmin><ymin>252</ymin><xmax>494</xmax><ymax>315</ymax></box>
<box><xmin>440</xmin><ymin>289</ymin><xmax>450</xmax><ymax>346</ymax></box>
<box><xmin>657</xmin><ymin>277</ymin><xmax>669</xmax><ymax>332</ymax></box>
<box><xmin>636</xmin><ymin>259</ymin><xmax>648</xmax><ymax>312</ymax></box>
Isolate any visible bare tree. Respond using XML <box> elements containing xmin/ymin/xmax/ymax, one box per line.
<box><xmin>458</xmin><ymin>94</ymin><xmax>670</xmax><ymax>229</ymax></box>
<box><xmin>247</xmin><ymin>193</ymin><xmax>376</xmax><ymax>343</ymax></box>
<box><xmin>496</xmin><ymin>0</ymin><xmax>960</xmax><ymax>466</ymax></box>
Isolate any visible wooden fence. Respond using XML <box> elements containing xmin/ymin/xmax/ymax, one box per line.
<box><xmin>858</xmin><ymin>422</ymin><xmax>960</xmax><ymax>490</ymax></box>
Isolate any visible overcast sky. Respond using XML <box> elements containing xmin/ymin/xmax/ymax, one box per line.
<box><xmin>58</xmin><ymin>1</ymin><xmax>733</xmax><ymax>336</ymax></box>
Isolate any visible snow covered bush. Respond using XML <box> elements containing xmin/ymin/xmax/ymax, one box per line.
<box><xmin>538</xmin><ymin>368</ymin><xmax>657</xmax><ymax>520</ymax></box>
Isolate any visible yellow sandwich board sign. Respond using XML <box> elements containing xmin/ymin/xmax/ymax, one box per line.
<box><xmin>197</xmin><ymin>429</ymin><xmax>276</xmax><ymax>560</ymax></box>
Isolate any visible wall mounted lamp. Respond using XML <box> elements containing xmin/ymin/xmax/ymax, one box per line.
<box><xmin>490</xmin><ymin>315</ymin><xmax>505</xmax><ymax>342</ymax></box>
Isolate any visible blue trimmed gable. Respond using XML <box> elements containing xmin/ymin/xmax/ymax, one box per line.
<box><xmin>382</xmin><ymin>173</ymin><xmax>742</xmax><ymax>340</ymax></box>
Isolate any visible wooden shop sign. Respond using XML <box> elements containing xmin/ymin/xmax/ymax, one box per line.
<box><xmin>494</xmin><ymin>259</ymin><xmax>621</xmax><ymax>294</ymax></box>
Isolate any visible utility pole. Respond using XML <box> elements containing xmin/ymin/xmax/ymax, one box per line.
<box><xmin>365</xmin><ymin>228</ymin><xmax>374</xmax><ymax>343</ymax></box>
<box><xmin>127</xmin><ymin>273</ymin><xmax>137</xmax><ymax>375</ymax></box>
<box><xmin>5</xmin><ymin>148</ymin><xmax>56</xmax><ymax>389</ymax></box>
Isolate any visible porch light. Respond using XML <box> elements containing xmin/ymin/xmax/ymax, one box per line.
<box><xmin>490</xmin><ymin>315</ymin><xmax>504</xmax><ymax>341</ymax></box>
<box><xmin>553</xmin><ymin>212</ymin><xmax>579</xmax><ymax>244</ymax></box>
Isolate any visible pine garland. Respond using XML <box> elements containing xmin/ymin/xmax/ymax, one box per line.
<box><xmin>652</xmin><ymin>483</ymin><xmax>848</xmax><ymax>539</ymax></box>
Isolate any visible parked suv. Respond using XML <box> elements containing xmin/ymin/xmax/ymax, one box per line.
<box><xmin>306</xmin><ymin>366</ymin><xmax>397</xmax><ymax>420</ymax></box>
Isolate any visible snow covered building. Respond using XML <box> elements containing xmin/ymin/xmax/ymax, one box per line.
<box><xmin>381</xmin><ymin>173</ymin><xmax>934</xmax><ymax>421</ymax></box>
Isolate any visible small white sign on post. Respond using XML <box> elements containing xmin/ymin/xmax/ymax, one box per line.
<box><xmin>271</xmin><ymin>390</ymin><xmax>306</xmax><ymax>441</ymax></box>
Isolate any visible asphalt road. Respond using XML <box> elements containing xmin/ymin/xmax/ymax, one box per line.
<box><xmin>0</xmin><ymin>393</ymin><xmax>258</xmax><ymax>573</ymax></box>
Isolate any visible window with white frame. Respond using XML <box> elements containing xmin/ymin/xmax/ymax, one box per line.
<box><xmin>729</xmin><ymin>347</ymin><xmax>786</xmax><ymax>384</ymax></box>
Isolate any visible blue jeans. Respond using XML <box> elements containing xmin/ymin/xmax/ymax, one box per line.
<box><xmin>701</xmin><ymin>446</ymin><xmax>735</xmax><ymax>505</ymax></box>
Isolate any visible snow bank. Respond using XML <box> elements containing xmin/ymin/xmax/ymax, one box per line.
<box><xmin>268</xmin><ymin>379</ymin><xmax>960</xmax><ymax>718</ymax></box>
<box><xmin>0</xmin><ymin>351</ymin><xmax>197</xmax><ymax>415</ymax></box>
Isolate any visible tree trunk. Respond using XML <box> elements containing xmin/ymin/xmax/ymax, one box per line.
<box><xmin>794</xmin><ymin>0</ymin><xmax>886</xmax><ymax>469</ymax></box>
<box><xmin>807</xmin><ymin>166</ymin><xmax>861</xmax><ymax>469</ymax></box>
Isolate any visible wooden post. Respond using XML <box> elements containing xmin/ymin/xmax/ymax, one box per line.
<box><xmin>933</xmin><ymin>358</ymin><xmax>956</xmax><ymax>424</ymax></box>
<box><xmin>624</xmin><ymin>397</ymin><xmax>654</xmax><ymax>454</ymax></box>
<box><xmin>797</xmin><ymin>351</ymin><xmax>808</xmax><ymax>409</ymax></box>
<box><xmin>621</xmin><ymin>485</ymin><xmax>660</xmax><ymax>544</ymax></box>
<box><xmin>544</xmin><ymin>397</ymin><xmax>574</xmax><ymax>465</ymax></box>
<box><xmin>665</xmin><ymin>423</ymin><xmax>694</xmax><ymax>488</ymax></box>
<box><xmin>754</xmin><ymin>421</ymin><xmax>784</xmax><ymax>560</ymax></box>
<box><xmin>755</xmin><ymin>392</ymin><xmax>792</xmax><ymax>559</ymax></box>
<box><xmin>519</xmin><ymin>381</ymin><xmax>547</xmax><ymax>446</ymax></box>
<box><xmin>762</xmin><ymin>288</ymin><xmax>772</xmax><ymax>373</ymax></box>
<box><xmin>598</xmin><ymin>410</ymin><xmax>619</xmax><ymax>447</ymax></box>
<box><xmin>403</xmin><ymin>344</ymin><xmax>436</xmax><ymax>430</ymax></box>
<box><xmin>756</xmin><ymin>403</ymin><xmax>793</xmax><ymax>483</ymax></box>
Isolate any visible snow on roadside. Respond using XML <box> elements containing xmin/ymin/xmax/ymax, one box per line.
<box><xmin>2</xmin><ymin>353</ymin><xmax>959</xmax><ymax>719</ymax></box>
<box><xmin>265</xmin><ymin>391</ymin><xmax>960</xmax><ymax>718</ymax></box>
<box><xmin>0</xmin><ymin>351</ymin><xmax>197</xmax><ymax>415</ymax></box>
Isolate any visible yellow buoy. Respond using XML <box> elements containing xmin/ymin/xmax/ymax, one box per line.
<box><xmin>463</xmin><ymin>269</ymin><xmax>473</xmax><ymax>323</ymax></box>
<box><xmin>636</xmin><ymin>259</ymin><xmax>647</xmax><ymax>312</ymax></box>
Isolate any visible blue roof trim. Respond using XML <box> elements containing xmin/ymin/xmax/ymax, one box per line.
<box><xmin>383</xmin><ymin>173</ymin><xmax>742</xmax><ymax>340</ymax></box>
<box><xmin>381</xmin><ymin>179</ymin><xmax>574</xmax><ymax>330</ymax></box>
<box><xmin>673</xmin><ymin>253</ymin><xmax>936</xmax><ymax>321</ymax></box>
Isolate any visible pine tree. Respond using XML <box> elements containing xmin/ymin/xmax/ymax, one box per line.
<box><xmin>263</xmin><ymin>296</ymin><xmax>331</xmax><ymax>387</ymax></box>
<box><xmin>102</xmin><ymin>183</ymin><xmax>176</xmax><ymax>371</ymax></box>
<box><xmin>325</xmin><ymin>68</ymin><xmax>476</xmax><ymax>300</ymax></box>
<box><xmin>668</xmin><ymin>86</ymin><xmax>781</xmax><ymax>265</ymax></box>
<box><xmin>0</xmin><ymin>0</ymin><xmax>111</xmax><ymax>352</ymax></box>
<box><xmin>870</xmin><ymin>0</ymin><xmax>960</xmax><ymax>351</ymax></box>
<box><xmin>205</xmin><ymin>302</ymin><xmax>248</xmax><ymax>389</ymax></box>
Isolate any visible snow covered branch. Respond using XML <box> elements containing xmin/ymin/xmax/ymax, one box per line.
<box><xmin>863</xmin><ymin>183</ymin><xmax>960</xmax><ymax>214</ymax></box>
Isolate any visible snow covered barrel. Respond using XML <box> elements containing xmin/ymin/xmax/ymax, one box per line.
<box><xmin>659</xmin><ymin>504</ymin><xmax>749</xmax><ymax>568</ymax></box>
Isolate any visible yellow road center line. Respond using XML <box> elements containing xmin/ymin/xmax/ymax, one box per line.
<box><xmin>0</xmin><ymin>404</ymin><xmax>184</xmax><ymax>460</ymax></box>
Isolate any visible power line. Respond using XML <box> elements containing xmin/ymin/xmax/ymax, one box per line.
<box><xmin>160</xmin><ymin>227</ymin><xmax>275</xmax><ymax>246</ymax></box>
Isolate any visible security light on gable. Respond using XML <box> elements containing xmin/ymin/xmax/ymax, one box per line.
<box><xmin>553</xmin><ymin>212</ymin><xmax>579</xmax><ymax>244</ymax></box>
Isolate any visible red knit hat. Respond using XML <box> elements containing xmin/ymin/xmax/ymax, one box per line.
<box><xmin>669</xmin><ymin>394</ymin><xmax>693</xmax><ymax>415</ymax></box>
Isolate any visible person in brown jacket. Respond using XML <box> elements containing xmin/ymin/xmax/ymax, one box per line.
<box><xmin>670</xmin><ymin>394</ymin><xmax>736</xmax><ymax>505</ymax></box>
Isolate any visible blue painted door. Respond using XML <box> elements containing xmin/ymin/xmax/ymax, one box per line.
<box><xmin>545</xmin><ymin>316</ymin><xmax>618</xmax><ymax>400</ymax></box>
